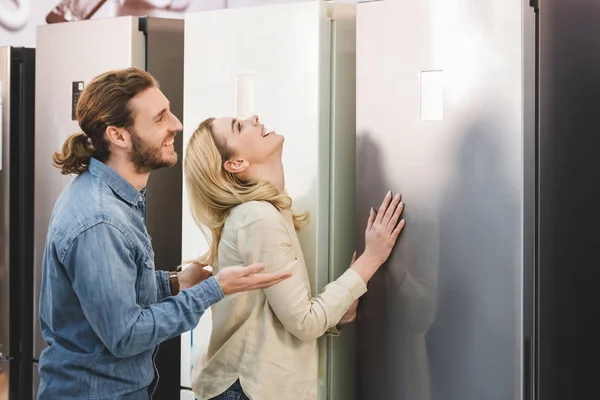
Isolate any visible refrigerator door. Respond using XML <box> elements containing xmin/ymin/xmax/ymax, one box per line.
<box><xmin>182</xmin><ymin>2</ymin><xmax>356</xmax><ymax>399</ymax></box>
<box><xmin>0</xmin><ymin>46</ymin><xmax>35</xmax><ymax>400</ymax></box>
<box><xmin>142</xmin><ymin>18</ymin><xmax>185</xmax><ymax>400</ymax></box>
<box><xmin>537</xmin><ymin>1</ymin><xmax>600</xmax><ymax>398</ymax></box>
<box><xmin>355</xmin><ymin>1</ymin><xmax>529</xmax><ymax>399</ymax></box>
<box><xmin>33</xmin><ymin>16</ymin><xmax>145</xmax><ymax>363</ymax></box>
<box><xmin>0</xmin><ymin>45</ymin><xmax>10</xmax><ymax>400</ymax></box>
<box><xmin>12</xmin><ymin>47</ymin><xmax>35</xmax><ymax>400</ymax></box>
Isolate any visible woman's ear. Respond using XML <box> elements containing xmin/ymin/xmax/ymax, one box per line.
<box><xmin>223</xmin><ymin>158</ymin><xmax>250</xmax><ymax>174</ymax></box>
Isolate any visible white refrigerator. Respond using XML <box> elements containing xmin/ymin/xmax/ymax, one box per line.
<box><xmin>181</xmin><ymin>1</ymin><xmax>357</xmax><ymax>399</ymax></box>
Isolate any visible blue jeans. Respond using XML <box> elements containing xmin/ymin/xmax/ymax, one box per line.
<box><xmin>209</xmin><ymin>380</ymin><xmax>249</xmax><ymax>400</ymax></box>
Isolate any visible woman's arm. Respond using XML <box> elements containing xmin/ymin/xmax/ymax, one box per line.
<box><xmin>235</xmin><ymin>193</ymin><xmax>404</xmax><ymax>341</ymax></box>
<box><xmin>236</xmin><ymin>202</ymin><xmax>365</xmax><ymax>341</ymax></box>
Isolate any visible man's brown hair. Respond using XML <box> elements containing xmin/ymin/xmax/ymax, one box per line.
<box><xmin>53</xmin><ymin>67</ymin><xmax>157</xmax><ymax>175</ymax></box>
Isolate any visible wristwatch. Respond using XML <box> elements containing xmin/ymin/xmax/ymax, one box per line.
<box><xmin>169</xmin><ymin>271</ymin><xmax>180</xmax><ymax>296</ymax></box>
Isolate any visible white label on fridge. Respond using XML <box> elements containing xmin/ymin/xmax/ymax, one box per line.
<box><xmin>420</xmin><ymin>70</ymin><xmax>444</xmax><ymax>121</ymax></box>
<box><xmin>235</xmin><ymin>74</ymin><xmax>255</xmax><ymax>118</ymax></box>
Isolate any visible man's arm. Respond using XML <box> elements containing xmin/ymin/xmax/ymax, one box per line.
<box><xmin>155</xmin><ymin>270</ymin><xmax>172</xmax><ymax>301</ymax></box>
<box><xmin>156</xmin><ymin>263</ymin><xmax>213</xmax><ymax>300</ymax></box>
<box><xmin>62</xmin><ymin>222</ymin><xmax>223</xmax><ymax>358</ymax></box>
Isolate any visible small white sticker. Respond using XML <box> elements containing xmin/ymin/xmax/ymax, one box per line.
<box><xmin>235</xmin><ymin>74</ymin><xmax>255</xmax><ymax>118</ymax></box>
<box><xmin>420</xmin><ymin>70</ymin><xmax>444</xmax><ymax>121</ymax></box>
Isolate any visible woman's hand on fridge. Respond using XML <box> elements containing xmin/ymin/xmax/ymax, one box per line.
<box><xmin>364</xmin><ymin>191</ymin><xmax>405</xmax><ymax>264</ymax></box>
<box><xmin>351</xmin><ymin>191</ymin><xmax>405</xmax><ymax>283</ymax></box>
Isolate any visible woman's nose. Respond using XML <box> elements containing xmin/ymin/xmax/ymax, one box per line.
<box><xmin>249</xmin><ymin>115</ymin><xmax>259</xmax><ymax>125</ymax></box>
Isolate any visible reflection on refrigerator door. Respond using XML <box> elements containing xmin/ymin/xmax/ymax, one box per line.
<box><xmin>355</xmin><ymin>0</ymin><xmax>526</xmax><ymax>399</ymax></box>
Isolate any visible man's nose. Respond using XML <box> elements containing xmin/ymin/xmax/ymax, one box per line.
<box><xmin>172</xmin><ymin>114</ymin><xmax>183</xmax><ymax>131</ymax></box>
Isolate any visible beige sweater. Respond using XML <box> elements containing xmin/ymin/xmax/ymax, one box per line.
<box><xmin>191</xmin><ymin>201</ymin><xmax>367</xmax><ymax>400</ymax></box>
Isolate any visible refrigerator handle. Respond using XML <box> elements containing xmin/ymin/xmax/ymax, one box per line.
<box><xmin>530</xmin><ymin>0</ymin><xmax>539</xmax><ymax>11</ymax></box>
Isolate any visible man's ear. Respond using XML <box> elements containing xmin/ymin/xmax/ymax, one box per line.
<box><xmin>223</xmin><ymin>158</ymin><xmax>250</xmax><ymax>174</ymax></box>
<box><xmin>105</xmin><ymin>126</ymin><xmax>129</xmax><ymax>149</ymax></box>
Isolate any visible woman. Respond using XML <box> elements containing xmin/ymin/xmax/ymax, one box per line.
<box><xmin>184</xmin><ymin>115</ymin><xmax>405</xmax><ymax>400</ymax></box>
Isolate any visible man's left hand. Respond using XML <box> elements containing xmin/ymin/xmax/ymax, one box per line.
<box><xmin>178</xmin><ymin>262</ymin><xmax>213</xmax><ymax>291</ymax></box>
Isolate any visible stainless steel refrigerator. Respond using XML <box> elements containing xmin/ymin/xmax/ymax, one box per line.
<box><xmin>0</xmin><ymin>46</ymin><xmax>36</xmax><ymax>400</ymax></box>
<box><xmin>33</xmin><ymin>17</ymin><xmax>184</xmax><ymax>399</ymax></box>
<box><xmin>355</xmin><ymin>0</ymin><xmax>600</xmax><ymax>399</ymax></box>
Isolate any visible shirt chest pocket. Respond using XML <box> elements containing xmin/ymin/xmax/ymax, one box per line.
<box><xmin>136</xmin><ymin>242</ymin><xmax>157</xmax><ymax>307</ymax></box>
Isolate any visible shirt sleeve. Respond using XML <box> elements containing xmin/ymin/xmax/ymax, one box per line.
<box><xmin>236</xmin><ymin>204</ymin><xmax>367</xmax><ymax>341</ymax></box>
<box><xmin>61</xmin><ymin>222</ymin><xmax>224</xmax><ymax>358</ymax></box>
<box><xmin>155</xmin><ymin>270</ymin><xmax>172</xmax><ymax>301</ymax></box>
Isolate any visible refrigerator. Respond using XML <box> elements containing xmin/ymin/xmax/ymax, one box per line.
<box><xmin>181</xmin><ymin>1</ymin><xmax>357</xmax><ymax>399</ymax></box>
<box><xmin>33</xmin><ymin>17</ymin><xmax>185</xmax><ymax>399</ymax></box>
<box><xmin>355</xmin><ymin>0</ymin><xmax>600</xmax><ymax>400</ymax></box>
<box><xmin>0</xmin><ymin>46</ymin><xmax>35</xmax><ymax>400</ymax></box>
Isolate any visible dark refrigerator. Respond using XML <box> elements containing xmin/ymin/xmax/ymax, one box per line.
<box><xmin>0</xmin><ymin>46</ymin><xmax>35</xmax><ymax>400</ymax></box>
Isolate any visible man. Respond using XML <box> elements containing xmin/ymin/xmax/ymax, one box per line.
<box><xmin>36</xmin><ymin>68</ymin><xmax>290</xmax><ymax>399</ymax></box>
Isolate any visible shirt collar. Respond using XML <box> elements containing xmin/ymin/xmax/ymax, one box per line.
<box><xmin>88</xmin><ymin>158</ymin><xmax>145</xmax><ymax>206</ymax></box>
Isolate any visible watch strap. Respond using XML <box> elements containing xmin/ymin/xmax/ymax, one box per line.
<box><xmin>169</xmin><ymin>271</ymin><xmax>180</xmax><ymax>296</ymax></box>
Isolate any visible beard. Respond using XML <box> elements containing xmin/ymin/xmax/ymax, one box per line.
<box><xmin>129</xmin><ymin>127</ymin><xmax>177</xmax><ymax>174</ymax></box>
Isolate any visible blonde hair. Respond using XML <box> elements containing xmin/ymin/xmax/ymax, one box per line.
<box><xmin>184</xmin><ymin>117</ymin><xmax>309</xmax><ymax>266</ymax></box>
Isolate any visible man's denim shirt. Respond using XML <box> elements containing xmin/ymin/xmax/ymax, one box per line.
<box><xmin>37</xmin><ymin>158</ymin><xmax>224</xmax><ymax>400</ymax></box>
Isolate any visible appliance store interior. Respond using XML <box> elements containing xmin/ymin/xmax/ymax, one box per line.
<box><xmin>1</xmin><ymin>0</ymin><xmax>599</xmax><ymax>399</ymax></box>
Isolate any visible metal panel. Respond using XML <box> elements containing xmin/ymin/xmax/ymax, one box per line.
<box><xmin>537</xmin><ymin>1</ymin><xmax>600</xmax><ymax>399</ymax></box>
<box><xmin>356</xmin><ymin>1</ymin><xmax>527</xmax><ymax>399</ymax></box>
<box><xmin>144</xmin><ymin>17</ymin><xmax>185</xmax><ymax>400</ymax></box>
<box><xmin>32</xmin><ymin>364</ymin><xmax>38</xmax><ymax>400</ymax></box>
<box><xmin>522</xmin><ymin>2</ymin><xmax>536</xmax><ymax>400</ymax></box>
<box><xmin>12</xmin><ymin>46</ymin><xmax>35</xmax><ymax>400</ymax></box>
<box><xmin>0</xmin><ymin>46</ymin><xmax>10</xmax><ymax>400</ymax></box>
<box><xmin>325</xmin><ymin>4</ymin><xmax>357</xmax><ymax>400</ymax></box>
<box><xmin>33</xmin><ymin>16</ymin><xmax>145</xmax><ymax>360</ymax></box>
<box><xmin>0</xmin><ymin>45</ymin><xmax>35</xmax><ymax>400</ymax></box>
<box><xmin>144</xmin><ymin>17</ymin><xmax>185</xmax><ymax>284</ymax></box>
